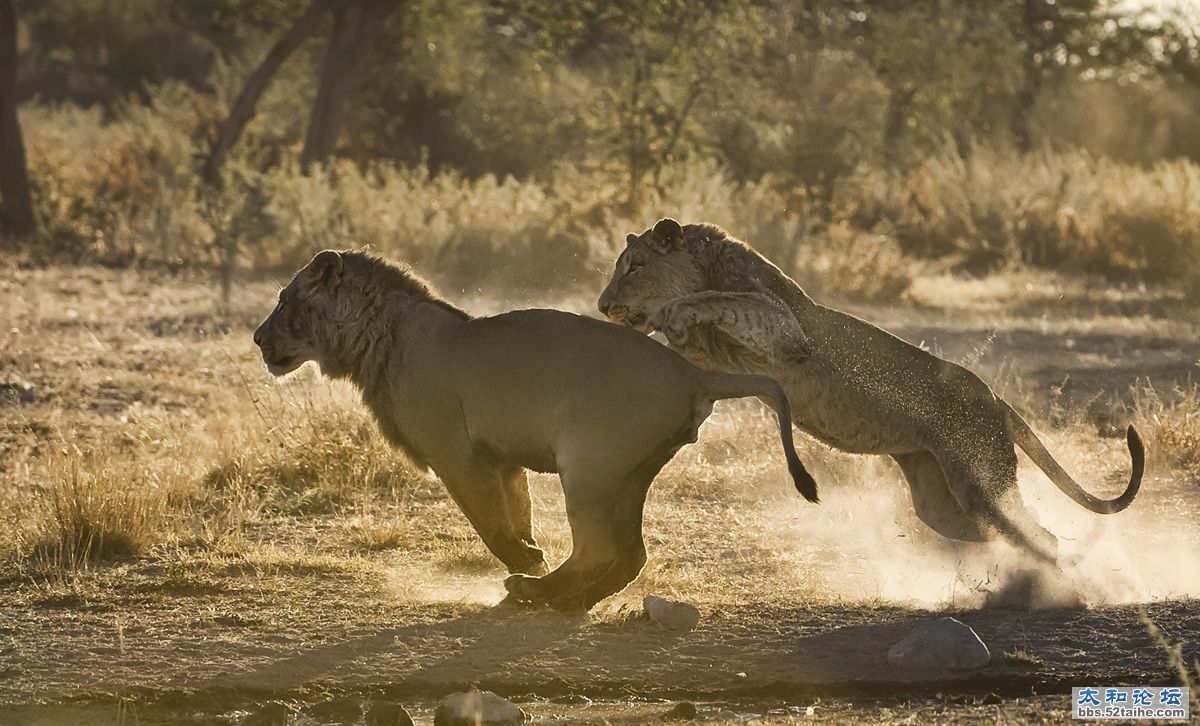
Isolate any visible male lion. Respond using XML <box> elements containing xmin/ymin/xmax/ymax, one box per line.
<box><xmin>253</xmin><ymin>249</ymin><xmax>816</xmax><ymax>609</ymax></box>
<box><xmin>598</xmin><ymin>218</ymin><xmax>1144</xmax><ymax>564</ymax></box>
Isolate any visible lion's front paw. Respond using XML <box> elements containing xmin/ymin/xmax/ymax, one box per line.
<box><xmin>503</xmin><ymin>573</ymin><xmax>544</xmax><ymax>603</ymax></box>
<box><xmin>524</xmin><ymin>559</ymin><xmax>550</xmax><ymax>577</ymax></box>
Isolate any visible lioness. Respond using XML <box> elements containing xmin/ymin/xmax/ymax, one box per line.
<box><xmin>253</xmin><ymin>250</ymin><xmax>816</xmax><ymax>609</ymax></box>
<box><xmin>598</xmin><ymin>219</ymin><xmax>1144</xmax><ymax>564</ymax></box>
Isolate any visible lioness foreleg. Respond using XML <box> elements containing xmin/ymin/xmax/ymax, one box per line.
<box><xmin>650</xmin><ymin>292</ymin><xmax>810</xmax><ymax>364</ymax></box>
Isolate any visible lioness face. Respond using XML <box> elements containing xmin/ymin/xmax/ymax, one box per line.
<box><xmin>253</xmin><ymin>250</ymin><xmax>344</xmax><ymax>377</ymax></box>
<box><xmin>598</xmin><ymin>218</ymin><xmax>704</xmax><ymax>332</ymax></box>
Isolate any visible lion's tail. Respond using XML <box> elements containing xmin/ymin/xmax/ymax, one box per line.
<box><xmin>700</xmin><ymin>371</ymin><xmax>818</xmax><ymax>504</ymax></box>
<box><xmin>1005</xmin><ymin>404</ymin><xmax>1143</xmax><ymax>514</ymax></box>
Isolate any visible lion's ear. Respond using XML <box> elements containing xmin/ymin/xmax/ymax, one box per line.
<box><xmin>625</xmin><ymin>233</ymin><xmax>638</xmax><ymax>247</ymax></box>
<box><xmin>648</xmin><ymin>218</ymin><xmax>683</xmax><ymax>253</ymax></box>
<box><xmin>308</xmin><ymin>249</ymin><xmax>344</xmax><ymax>290</ymax></box>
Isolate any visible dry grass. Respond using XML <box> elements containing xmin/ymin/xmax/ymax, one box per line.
<box><xmin>1128</xmin><ymin>379</ymin><xmax>1200</xmax><ymax>476</ymax></box>
<box><xmin>31</xmin><ymin>453</ymin><xmax>171</xmax><ymax>567</ymax></box>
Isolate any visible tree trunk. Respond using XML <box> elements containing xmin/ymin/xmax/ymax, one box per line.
<box><xmin>0</xmin><ymin>0</ymin><xmax>36</xmax><ymax>239</ymax></box>
<box><xmin>623</xmin><ymin>60</ymin><xmax>648</xmax><ymax>211</ymax></box>
<box><xmin>202</xmin><ymin>0</ymin><xmax>330</xmax><ymax>185</ymax></box>
<box><xmin>299</xmin><ymin>1</ymin><xmax>369</xmax><ymax>172</ymax></box>
<box><xmin>882</xmin><ymin>84</ymin><xmax>915</xmax><ymax>164</ymax></box>
<box><xmin>1011</xmin><ymin>0</ymin><xmax>1042</xmax><ymax>154</ymax></box>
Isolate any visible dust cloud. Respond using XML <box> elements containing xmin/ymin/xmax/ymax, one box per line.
<box><xmin>766</xmin><ymin>448</ymin><xmax>1200</xmax><ymax>609</ymax></box>
<box><xmin>384</xmin><ymin>562</ymin><xmax>508</xmax><ymax>605</ymax></box>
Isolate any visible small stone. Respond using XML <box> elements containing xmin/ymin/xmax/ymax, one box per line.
<box><xmin>434</xmin><ymin>689</ymin><xmax>527</xmax><ymax>726</ymax></box>
<box><xmin>662</xmin><ymin>701</ymin><xmax>699</xmax><ymax>720</ymax></box>
<box><xmin>242</xmin><ymin>702</ymin><xmax>291</xmax><ymax>726</ymax></box>
<box><xmin>643</xmin><ymin>595</ymin><xmax>701</xmax><ymax>631</ymax></box>
<box><xmin>887</xmin><ymin>617</ymin><xmax>991</xmax><ymax>670</ymax></box>
<box><xmin>365</xmin><ymin>701</ymin><xmax>415</xmax><ymax>726</ymax></box>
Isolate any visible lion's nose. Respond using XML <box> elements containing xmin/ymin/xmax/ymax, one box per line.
<box><xmin>597</xmin><ymin>294</ymin><xmax>611</xmax><ymax>317</ymax></box>
<box><xmin>252</xmin><ymin>326</ymin><xmax>264</xmax><ymax>348</ymax></box>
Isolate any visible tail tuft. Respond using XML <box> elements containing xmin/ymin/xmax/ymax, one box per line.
<box><xmin>700</xmin><ymin>370</ymin><xmax>819</xmax><ymax>504</ymax></box>
<box><xmin>791</xmin><ymin>457</ymin><xmax>819</xmax><ymax>504</ymax></box>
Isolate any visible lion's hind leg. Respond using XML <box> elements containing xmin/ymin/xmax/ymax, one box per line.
<box><xmin>503</xmin><ymin>491</ymin><xmax>622</xmax><ymax>610</ymax></box>
<box><xmin>505</xmin><ymin>449</ymin><xmax>670</xmax><ymax>610</ymax></box>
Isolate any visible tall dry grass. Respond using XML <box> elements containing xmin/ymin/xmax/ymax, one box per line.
<box><xmin>1128</xmin><ymin>379</ymin><xmax>1200</xmax><ymax>476</ymax></box>
<box><xmin>840</xmin><ymin>145</ymin><xmax>1200</xmax><ymax>292</ymax></box>
<box><xmin>32</xmin><ymin>453</ymin><xmax>171</xmax><ymax>567</ymax></box>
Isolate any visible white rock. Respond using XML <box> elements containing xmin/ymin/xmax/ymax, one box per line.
<box><xmin>434</xmin><ymin>690</ymin><xmax>527</xmax><ymax>726</ymax></box>
<box><xmin>887</xmin><ymin>616</ymin><xmax>991</xmax><ymax>670</ymax></box>
<box><xmin>643</xmin><ymin>595</ymin><xmax>701</xmax><ymax>631</ymax></box>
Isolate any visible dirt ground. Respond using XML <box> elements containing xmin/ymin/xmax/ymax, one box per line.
<box><xmin>1</xmin><ymin>263</ymin><xmax>1198</xmax><ymax>724</ymax></box>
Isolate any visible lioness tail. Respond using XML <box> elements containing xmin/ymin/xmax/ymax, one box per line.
<box><xmin>700</xmin><ymin>371</ymin><xmax>819</xmax><ymax>503</ymax></box>
<box><xmin>1005</xmin><ymin>405</ymin><xmax>1143</xmax><ymax>514</ymax></box>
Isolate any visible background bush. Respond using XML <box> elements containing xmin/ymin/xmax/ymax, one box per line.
<box><xmin>9</xmin><ymin>0</ymin><xmax>1200</xmax><ymax>300</ymax></box>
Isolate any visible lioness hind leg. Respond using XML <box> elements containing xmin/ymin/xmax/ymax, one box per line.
<box><xmin>938</xmin><ymin>449</ymin><xmax>1060</xmax><ymax>564</ymax></box>
<box><xmin>892</xmin><ymin>452</ymin><xmax>990</xmax><ymax>542</ymax></box>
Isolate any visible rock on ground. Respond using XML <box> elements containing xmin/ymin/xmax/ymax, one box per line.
<box><xmin>662</xmin><ymin>701</ymin><xmax>699</xmax><ymax>720</ymax></box>
<box><xmin>887</xmin><ymin>616</ymin><xmax>991</xmax><ymax>670</ymax></box>
<box><xmin>644</xmin><ymin>595</ymin><xmax>701</xmax><ymax>631</ymax></box>
<box><xmin>365</xmin><ymin>701</ymin><xmax>415</xmax><ymax>726</ymax></box>
<box><xmin>434</xmin><ymin>689</ymin><xmax>527</xmax><ymax>726</ymax></box>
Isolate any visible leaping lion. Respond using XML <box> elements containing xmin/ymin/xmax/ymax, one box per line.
<box><xmin>598</xmin><ymin>218</ymin><xmax>1144</xmax><ymax>564</ymax></box>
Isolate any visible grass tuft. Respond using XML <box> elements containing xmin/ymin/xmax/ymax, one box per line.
<box><xmin>34</xmin><ymin>454</ymin><xmax>168</xmax><ymax>567</ymax></box>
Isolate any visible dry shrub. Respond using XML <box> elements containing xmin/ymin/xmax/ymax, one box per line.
<box><xmin>641</xmin><ymin>161</ymin><xmax>912</xmax><ymax>303</ymax></box>
<box><xmin>249</xmin><ymin>161</ymin><xmax>599</xmax><ymax>291</ymax></box>
<box><xmin>23</xmin><ymin>82</ymin><xmax>218</xmax><ymax>263</ymax></box>
<box><xmin>1128</xmin><ymin>379</ymin><xmax>1200</xmax><ymax>476</ymax></box>
<box><xmin>22</xmin><ymin>84</ymin><xmax>1200</xmax><ymax>300</ymax></box>
<box><xmin>836</xmin><ymin>144</ymin><xmax>1200</xmax><ymax>289</ymax></box>
<box><xmin>795</xmin><ymin>222</ymin><xmax>913</xmax><ymax>302</ymax></box>
<box><xmin>1100</xmin><ymin>161</ymin><xmax>1200</xmax><ymax>295</ymax></box>
<box><xmin>32</xmin><ymin>453</ymin><xmax>171</xmax><ymax>567</ymax></box>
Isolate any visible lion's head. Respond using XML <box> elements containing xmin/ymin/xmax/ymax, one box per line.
<box><xmin>597</xmin><ymin>218</ymin><xmax>707</xmax><ymax>331</ymax></box>
<box><xmin>253</xmin><ymin>249</ymin><xmax>352</xmax><ymax>377</ymax></box>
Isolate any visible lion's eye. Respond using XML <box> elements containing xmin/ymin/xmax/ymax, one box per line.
<box><xmin>626</xmin><ymin>264</ymin><xmax>643</xmax><ymax>277</ymax></box>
